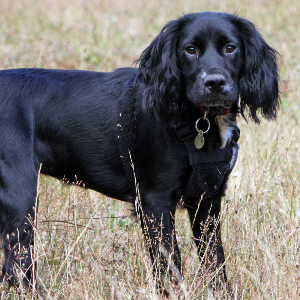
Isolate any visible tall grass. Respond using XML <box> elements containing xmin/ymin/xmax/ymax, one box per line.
<box><xmin>0</xmin><ymin>0</ymin><xmax>299</xmax><ymax>299</ymax></box>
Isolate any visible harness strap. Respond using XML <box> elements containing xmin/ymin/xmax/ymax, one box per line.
<box><xmin>174</xmin><ymin>122</ymin><xmax>196</xmax><ymax>152</ymax></box>
<box><xmin>188</xmin><ymin>148</ymin><xmax>233</xmax><ymax>165</ymax></box>
<box><xmin>118</xmin><ymin>76</ymin><xmax>138</xmax><ymax>195</ymax></box>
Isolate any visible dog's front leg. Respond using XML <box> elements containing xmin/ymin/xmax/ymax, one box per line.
<box><xmin>186</xmin><ymin>195</ymin><xmax>228</xmax><ymax>293</ymax></box>
<box><xmin>135</xmin><ymin>196</ymin><xmax>181</xmax><ymax>294</ymax></box>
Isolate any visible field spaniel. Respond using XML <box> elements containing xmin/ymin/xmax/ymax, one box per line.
<box><xmin>0</xmin><ymin>12</ymin><xmax>279</xmax><ymax>295</ymax></box>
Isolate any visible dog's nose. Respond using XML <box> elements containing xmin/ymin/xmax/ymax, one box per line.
<box><xmin>204</xmin><ymin>74</ymin><xmax>226</xmax><ymax>93</ymax></box>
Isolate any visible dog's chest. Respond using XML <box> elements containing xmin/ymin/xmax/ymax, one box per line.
<box><xmin>216</xmin><ymin>114</ymin><xmax>236</xmax><ymax>149</ymax></box>
<box><xmin>216</xmin><ymin>114</ymin><xmax>239</xmax><ymax>171</ymax></box>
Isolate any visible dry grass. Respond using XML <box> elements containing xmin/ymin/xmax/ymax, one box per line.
<box><xmin>0</xmin><ymin>0</ymin><xmax>299</xmax><ymax>299</ymax></box>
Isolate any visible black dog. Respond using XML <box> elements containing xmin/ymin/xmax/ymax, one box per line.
<box><xmin>0</xmin><ymin>12</ymin><xmax>279</xmax><ymax>293</ymax></box>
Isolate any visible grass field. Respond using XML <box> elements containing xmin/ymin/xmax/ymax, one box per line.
<box><xmin>0</xmin><ymin>0</ymin><xmax>299</xmax><ymax>299</ymax></box>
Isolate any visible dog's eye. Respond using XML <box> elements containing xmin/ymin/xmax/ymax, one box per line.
<box><xmin>225</xmin><ymin>44</ymin><xmax>236</xmax><ymax>54</ymax></box>
<box><xmin>185</xmin><ymin>46</ymin><xmax>196</xmax><ymax>55</ymax></box>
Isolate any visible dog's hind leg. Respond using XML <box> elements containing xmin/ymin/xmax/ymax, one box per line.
<box><xmin>1</xmin><ymin>206</ymin><xmax>36</xmax><ymax>288</ymax></box>
<box><xmin>0</xmin><ymin>141</ymin><xmax>39</xmax><ymax>291</ymax></box>
<box><xmin>0</xmin><ymin>170</ymin><xmax>38</xmax><ymax>291</ymax></box>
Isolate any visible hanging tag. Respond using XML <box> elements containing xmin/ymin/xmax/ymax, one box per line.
<box><xmin>194</xmin><ymin>130</ymin><xmax>205</xmax><ymax>149</ymax></box>
<box><xmin>194</xmin><ymin>116</ymin><xmax>210</xmax><ymax>149</ymax></box>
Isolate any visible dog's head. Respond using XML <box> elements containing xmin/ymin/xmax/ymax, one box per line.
<box><xmin>137</xmin><ymin>12</ymin><xmax>280</xmax><ymax>123</ymax></box>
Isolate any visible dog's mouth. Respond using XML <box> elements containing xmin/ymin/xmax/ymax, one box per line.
<box><xmin>199</xmin><ymin>104</ymin><xmax>232</xmax><ymax>116</ymax></box>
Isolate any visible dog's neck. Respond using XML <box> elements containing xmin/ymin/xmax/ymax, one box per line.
<box><xmin>180</xmin><ymin>101</ymin><xmax>238</xmax><ymax>151</ymax></box>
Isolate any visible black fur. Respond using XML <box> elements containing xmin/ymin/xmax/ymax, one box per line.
<box><xmin>0</xmin><ymin>12</ymin><xmax>279</xmax><ymax>293</ymax></box>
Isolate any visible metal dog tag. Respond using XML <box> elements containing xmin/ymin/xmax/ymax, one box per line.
<box><xmin>194</xmin><ymin>130</ymin><xmax>205</xmax><ymax>149</ymax></box>
<box><xmin>194</xmin><ymin>115</ymin><xmax>210</xmax><ymax>149</ymax></box>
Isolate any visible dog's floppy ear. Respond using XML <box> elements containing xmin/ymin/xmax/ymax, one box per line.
<box><xmin>233</xmin><ymin>16</ymin><xmax>280</xmax><ymax>123</ymax></box>
<box><xmin>137</xmin><ymin>19</ymin><xmax>185</xmax><ymax>122</ymax></box>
